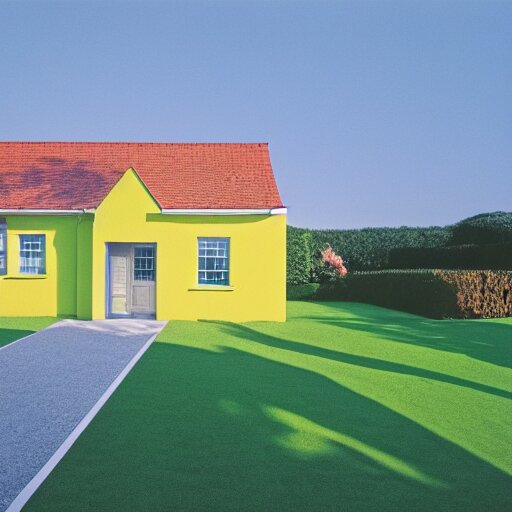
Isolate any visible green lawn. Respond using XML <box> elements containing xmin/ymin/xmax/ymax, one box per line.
<box><xmin>26</xmin><ymin>302</ymin><xmax>512</xmax><ymax>511</ymax></box>
<box><xmin>0</xmin><ymin>317</ymin><xmax>57</xmax><ymax>348</ymax></box>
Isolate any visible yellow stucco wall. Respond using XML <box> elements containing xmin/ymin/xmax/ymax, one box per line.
<box><xmin>92</xmin><ymin>169</ymin><xmax>286</xmax><ymax>321</ymax></box>
<box><xmin>0</xmin><ymin>215</ymin><xmax>79</xmax><ymax>317</ymax></box>
<box><xmin>0</xmin><ymin>169</ymin><xmax>286</xmax><ymax>321</ymax></box>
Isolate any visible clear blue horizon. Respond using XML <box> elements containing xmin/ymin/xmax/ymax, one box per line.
<box><xmin>1</xmin><ymin>0</ymin><xmax>510</xmax><ymax>229</ymax></box>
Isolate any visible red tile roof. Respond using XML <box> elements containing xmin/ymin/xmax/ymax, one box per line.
<box><xmin>0</xmin><ymin>142</ymin><xmax>284</xmax><ymax>210</ymax></box>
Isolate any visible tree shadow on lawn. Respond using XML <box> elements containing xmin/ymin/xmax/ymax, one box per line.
<box><xmin>27</xmin><ymin>338</ymin><xmax>512</xmax><ymax>512</ymax></box>
<box><xmin>301</xmin><ymin>302</ymin><xmax>512</xmax><ymax>369</ymax></box>
<box><xmin>0</xmin><ymin>328</ymin><xmax>34</xmax><ymax>348</ymax></box>
<box><xmin>207</xmin><ymin>321</ymin><xmax>511</xmax><ymax>400</ymax></box>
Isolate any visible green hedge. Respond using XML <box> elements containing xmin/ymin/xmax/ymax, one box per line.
<box><xmin>286</xmin><ymin>212</ymin><xmax>512</xmax><ymax>318</ymax></box>
<box><xmin>387</xmin><ymin>243</ymin><xmax>512</xmax><ymax>270</ymax></box>
<box><xmin>287</xmin><ymin>211</ymin><xmax>512</xmax><ymax>281</ymax></box>
<box><xmin>286</xmin><ymin>228</ymin><xmax>312</xmax><ymax>284</ymax></box>
<box><xmin>450</xmin><ymin>211</ymin><xmax>512</xmax><ymax>245</ymax></box>
<box><xmin>286</xmin><ymin>283</ymin><xmax>320</xmax><ymax>300</ymax></box>
<box><xmin>309</xmin><ymin>270</ymin><xmax>512</xmax><ymax>319</ymax></box>
<box><xmin>308</xmin><ymin>226</ymin><xmax>452</xmax><ymax>271</ymax></box>
<box><xmin>288</xmin><ymin>224</ymin><xmax>451</xmax><ymax>278</ymax></box>
<box><xmin>313</xmin><ymin>271</ymin><xmax>459</xmax><ymax>318</ymax></box>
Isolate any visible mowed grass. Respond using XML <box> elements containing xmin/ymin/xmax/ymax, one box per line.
<box><xmin>0</xmin><ymin>317</ymin><xmax>57</xmax><ymax>347</ymax></box>
<box><xmin>26</xmin><ymin>302</ymin><xmax>512</xmax><ymax>511</ymax></box>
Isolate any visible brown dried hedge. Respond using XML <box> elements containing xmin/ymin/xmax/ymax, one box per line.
<box><xmin>434</xmin><ymin>270</ymin><xmax>512</xmax><ymax>318</ymax></box>
<box><xmin>310</xmin><ymin>270</ymin><xmax>512</xmax><ymax>319</ymax></box>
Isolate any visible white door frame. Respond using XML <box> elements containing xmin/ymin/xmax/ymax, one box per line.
<box><xmin>106</xmin><ymin>242</ymin><xmax>157</xmax><ymax>319</ymax></box>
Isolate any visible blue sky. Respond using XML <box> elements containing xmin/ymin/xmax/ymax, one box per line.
<box><xmin>1</xmin><ymin>0</ymin><xmax>510</xmax><ymax>229</ymax></box>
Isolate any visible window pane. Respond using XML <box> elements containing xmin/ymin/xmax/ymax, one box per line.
<box><xmin>197</xmin><ymin>237</ymin><xmax>230</xmax><ymax>285</ymax></box>
<box><xmin>19</xmin><ymin>234</ymin><xmax>46</xmax><ymax>274</ymax></box>
<box><xmin>134</xmin><ymin>245</ymin><xmax>155</xmax><ymax>281</ymax></box>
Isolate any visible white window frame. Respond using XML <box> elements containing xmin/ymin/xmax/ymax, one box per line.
<box><xmin>198</xmin><ymin>237</ymin><xmax>230</xmax><ymax>286</ymax></box>
<box><xmin>19</xmin><ymin>234</ymin><xmax>46</xmax><ymax>275</ymax></box>
<box><xmin>133</xmin><ymin>244</ymin><xmax>156</xmax><ymax>282</ymax></box>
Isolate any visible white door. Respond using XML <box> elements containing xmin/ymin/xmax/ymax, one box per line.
<box><xmin>131</xmin><ymin>245</ymin><xmax>156</xmax><ymax>317</ymax></box>
<box><xmin>109</xmin><ymin>244</ymin><xmax>132</xmax><ymax>316</ymax></box>
<box><xmin>108</xmin><ymin>243</ymin><xmax>156</xmax><ymax>318</ymax></box>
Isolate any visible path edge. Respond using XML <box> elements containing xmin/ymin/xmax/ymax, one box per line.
<box><xmin>0</xmin><ymin>320</ymin><xmax>66</xmax><ymax>353</ymax></box>
<box><xmin>6</xmin><ymin>322</ymin><xmax>167</xmax><ymax>512</ymax></box>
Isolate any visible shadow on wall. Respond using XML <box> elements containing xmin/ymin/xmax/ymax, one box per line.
<box><xmin>146</xmin><ymin>213</ymin><xmax>270</xmax><ymax>225</ymax></box>
<box><xmin>55</xmin><ymin>214</ymin><xmax>97</xmax><ymax>318</ymax></box>
<box><xmin>54</xmin><ymin>221</ymin><xmax>78</xmax><ymax>318</ymax></box>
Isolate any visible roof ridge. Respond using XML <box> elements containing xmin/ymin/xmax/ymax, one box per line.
<box><xmin>0</xmin><ymin>141</ymin><xmax>269</xmax><ymax>146</ymax></box>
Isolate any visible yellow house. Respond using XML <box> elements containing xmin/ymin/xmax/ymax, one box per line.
<box><xmin>0</xmin><ymin>142</ymin><xmax>286</xmax><ymax>321</ymax></box>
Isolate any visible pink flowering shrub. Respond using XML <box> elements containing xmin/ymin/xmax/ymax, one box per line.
<box><xmin>321</xmin><ymin>244</ymin><xmax>348</xmax><ymax>277</ymax></box>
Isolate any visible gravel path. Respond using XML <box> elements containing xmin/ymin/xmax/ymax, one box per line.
<box><xmin>0</xmin><ymin>319</ymin><xmax>166</xmax><ymax>511</ymax></box>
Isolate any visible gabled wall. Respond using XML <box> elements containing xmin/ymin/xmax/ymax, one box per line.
<box><xmin>92</xmin><ymin>168</ymin><xmax>286</xmax><ymax>321</ymax></box>
<box><xmin>91</xmin><ymin>168</ymin><xmax>160</xmax><ymax>320</ymax></box>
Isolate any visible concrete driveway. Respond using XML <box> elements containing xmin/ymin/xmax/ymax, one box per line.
<box><xmin>0</xmin><ymin>319</ymin><xmax>166</xmax><ymax>512</ymax></box>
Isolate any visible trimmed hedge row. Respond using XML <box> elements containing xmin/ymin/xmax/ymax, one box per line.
<box><xmin>312</xmin><ymin>271</ymin><xmax>460</xmax><ymax>318</ymax></box>
<box><xmin>288</xmin><ymin>270</ymin><xmax>512</xmax><ymax>319</ymax></box>
<box><xmin>286</xmin><ymin>283</ymin><xmax>320</xmax><ymax>300</ymax></box>
<box><xmin>451</xmin><ymin>211</ymin><xmax>512</xmax><ymax>245</ymax></box>
<box><xmin>309</xmin><ymin>226</ymin><xmax>452</xmax><ymax>271</ymax></box>
<box><xmin>288</xmin><ymin>211</ymin><xmax>512</xmax><ymax>280</ymax></box>
<box><xmin>387</xmin><ymin>243</ymin><xmax>512</xmax><ymax>270</ymax></box>
<box><xmin>288</xmin><ymin>224</ymin><xmax>451</xmax><ymax>277</ymax></box>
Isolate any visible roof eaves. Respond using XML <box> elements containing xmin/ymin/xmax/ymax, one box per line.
<box><xmin>0</xmin><ymin>208</ymin><xmax>94</xmax><ymax>215</ymax></box>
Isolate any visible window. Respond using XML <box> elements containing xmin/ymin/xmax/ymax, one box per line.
<box><xmin>198</xmin><ymin>238</ymin><xmax>230</xmax><ymax>285</ymax></box>
<box><xmin>0</xmin><ymin>218</ymin><xmax>6</xmax><ymax>275</ymax></box>
<box><xmin>134</xmin><ymin>245</ymin><xmax>155</xmax><ymax>281</ymax></box>
<box><xmin>19</xmin><ymin>234</ymin><xmax>46</xmax><ymax>275</ymax></box>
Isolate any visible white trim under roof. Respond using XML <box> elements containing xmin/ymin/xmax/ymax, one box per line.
<box><xmin>161</xmin><ymin>207</ymin><xmax>287</xmax><ymax>216</ymax></box>
<box><xmin>0</xmin><ymin>209</ymin><xmax>95</xmax><ymax>215</ymax></box>
<box><xmin>0</xmin><ymin>207</ymin><xmax>287</xmax><ymax>216</ymax></box>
